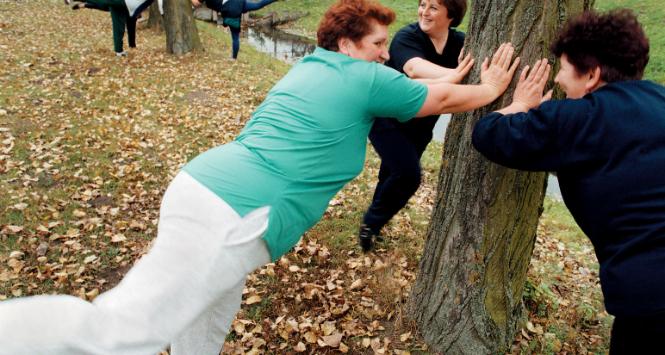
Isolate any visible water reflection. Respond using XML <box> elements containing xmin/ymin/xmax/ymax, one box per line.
<box><xmin>244</xmin><ymin>27</ymin><xmax>316</xmax><ymax>64</ymax></box>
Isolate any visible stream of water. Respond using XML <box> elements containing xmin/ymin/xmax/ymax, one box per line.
<box><xmin>244</xmin><ymin>27</ymin><xmax>315</xmax><ymax>64</ymax></box>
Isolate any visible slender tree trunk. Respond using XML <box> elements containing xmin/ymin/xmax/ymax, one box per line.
<box><xmin>163</xmin><ymin>0</ymin><xmax>202</xmax><ymax>55</ymax></box>
<box><xmin>409</xmin><ymin>1</ymin><xmax>593</xmax><ymax>354</ymax></box>
<box><xmin>147</xmin><ymin>1</ymin><xmax>164</xmax><ymax>32</ymax></box>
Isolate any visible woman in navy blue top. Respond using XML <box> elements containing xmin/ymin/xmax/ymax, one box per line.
<box><xmin>359</xmin><ymin>0</ymin><xmax>471</xmax><ymax>251</ymax></box>
<box><xmin>472</xmin><ymin>9</ymin><xmax>665</xmax><ymax>354</ymax></box>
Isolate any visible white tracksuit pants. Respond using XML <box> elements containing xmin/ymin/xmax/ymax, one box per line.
<box><xmin>0</xmin><ymin>171</ymin><xmax>271</xmax><ymax>355</ymax></box>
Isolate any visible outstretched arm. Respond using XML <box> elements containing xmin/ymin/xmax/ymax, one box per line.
<box><xmin>415</xmin><ymin>43</ymin><xmax>520</xmax><ymax>117</ymax></box>
<box><xmin>412</xmin><ymin>52</ymin><xmax>475</xmax><ymax>85</ymax></box>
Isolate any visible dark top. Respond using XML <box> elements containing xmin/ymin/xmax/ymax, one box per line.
<box><xmin>204</xmin><ymin>0</ymin><xmax>242</xmax><ymax>17</ymax></box>
<box><xmin>375</xmin><ymin>23</ymin><xmax>464</xmax><ymax>137</ymax></box>
<box><xmin>130</xmin><ymin>0</ymin><xmax>154</xmax><ymax>19</ymax></box>
<box><xmin>472</xmin><ymin>80</ymin><xmax>665</xmax><ymax>317</ymax></box>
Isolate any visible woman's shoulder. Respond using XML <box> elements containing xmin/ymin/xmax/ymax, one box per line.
<box><xmin>449</xmin><ymin>28</ymin><xmax>465</xmax><ymax>44</ymax></box>
<box><xmin>394</xmin><ymin>23</ymin><xmax>422</xmax><ymax>39</ymax></box>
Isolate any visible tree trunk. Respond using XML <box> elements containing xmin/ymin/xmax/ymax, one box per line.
<box><xmin>409</xmin><ymin>1</ymin><xmax>593</xmax><ymax>354</ymax></box>
<box><xmin>147</xmin><ymin>1</ymin><xmax>164</xmax><ymax>32</ymax></box>
<box><xmin>163</xmin><ymin>0</ymin><xmax>203</xmax><ymax>55</ymax></box>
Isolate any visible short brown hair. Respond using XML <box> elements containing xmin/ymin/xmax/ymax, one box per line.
<box><xmin>436</xmin><ymin>0</ymin><xmax>467</xmax><ymax>28</ymax></box>
<box><xmin>551</xmin><ymin>9</ymin><xmax>649</xmax><ymax>82</ymax></box>
<box><xmin>317</xmin><ymin>0</ymin><xmax>396</xmax><ymax>51</ymax></box>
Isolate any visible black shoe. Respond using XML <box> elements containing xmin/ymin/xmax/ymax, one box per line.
<box><xmin>358</xmin><ymin>224</ymin><xmax>382</xmax><ymax>252</ymax></box>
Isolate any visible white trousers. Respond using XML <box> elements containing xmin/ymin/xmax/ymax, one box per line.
<box><xmin>0</xmin><ymin>172</ymin><xmax>271</xmax><ymax>355</ymax></box>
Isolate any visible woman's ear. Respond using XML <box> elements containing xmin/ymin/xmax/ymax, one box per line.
<box><xmin>338</xmin><ymin>38</ymin><xmax>350</xmax><ymax>55</ymax></box>
<box><xmin>585</xmin><ymin>66</ymin><xmax>604</xmax><ymax>93</ymax></box>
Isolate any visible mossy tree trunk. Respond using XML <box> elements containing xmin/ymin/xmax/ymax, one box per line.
<box><xmin>163</xmin><ymin>0</ymin><xmax>202</xmax><ymax>55</ymax></box>
<box><xmin>409</xmin><ymin>0</ymin><xmax>593</xmax><ymax>354</ymax></box>
<box><xmin>147</xmin><ymin>1</ymin><xmax>163</xmax><ymax>32</ymax></box>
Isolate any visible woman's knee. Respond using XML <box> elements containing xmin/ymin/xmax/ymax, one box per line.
<box><xmin>392</xmin><ymin>167</ymin><xmax>422</xmax><ymax>192</ymax></box>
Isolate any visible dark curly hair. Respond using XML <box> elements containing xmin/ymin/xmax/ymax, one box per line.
<box><xmin>551</xmin><ymin>9</ymin><xmax>649</xmax><ymax>82</ymax></box>
<box><xmin>317</xmin><ymin>0</ymin><xmax>395</xmax><ymax>52</ymax></box>
<box><xmin>434</xmin><ymin>0</ymin><xmax>467</xmax><ymax>28</ymax></box>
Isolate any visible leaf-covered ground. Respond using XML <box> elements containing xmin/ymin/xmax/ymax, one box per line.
<box><xmin>1</xmin><ymin>1</ymin><xmax>610</xmax><ymax>354</ymax></box>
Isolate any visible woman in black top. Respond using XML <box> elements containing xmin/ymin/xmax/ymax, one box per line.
<box><xmin>359</xmin><ymin>0</ymin><xmax>470</xmax><ymax>251</ymax></box>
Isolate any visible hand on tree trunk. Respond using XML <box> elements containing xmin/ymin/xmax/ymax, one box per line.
<box><xmin>480</xmin><ymin>43</ymin><xmax>521</xmax><ymax>99</ymax></box>
<box><xmin>497</xmin><ymin>58</ymin><xmax>552</xmax><ymax>115</ymax></box>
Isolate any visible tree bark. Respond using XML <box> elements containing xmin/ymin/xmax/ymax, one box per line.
<box><xmin>147</xmin><ymin>1</ymin><xmax>164</xmax><ymax>32</ymax></box>
<box><xmin>163</xmin><ymin>0</ymin><xmax>203</xmax><ymax>55</ymax></box>
<box><xmin>409</xmin><ymin>1</ymin><xmax>593</xmax><ymax>354</ymax></box>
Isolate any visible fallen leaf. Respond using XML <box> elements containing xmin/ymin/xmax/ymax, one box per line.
<box><xmin>303</xmin><ymin>331</ymin><xmax>317</xmax><ymax>344</ymax></box>
<box><xmin>293</xmin><ymin>342</ymin><xmax>306</xmax><ymax>352</ymax></box>
<box><xmin>9</xmin><ymin>251</ymin><xmax>25</xmax><ymax>259</ymax></box>
<box><xmin>245</xmin><ymin>294</ymin><xmax>262</xmax><ymax>305</ymax></box>
<box><xmin>111</xmin><ymin>234</ymin><xmax>126</xmax><ymax>243</ymax></box>
<box><xmin>321</xmin><ymin>333</ymin><xmax>343</xmax><ymax>348</ymax></box>
<box><xmin>400</xmin><ymin>332</ymin><xmax>412</xmax><ymax>342</ymax></box>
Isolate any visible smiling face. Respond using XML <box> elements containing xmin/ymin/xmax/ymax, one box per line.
<box><xmin>418</xmin><ymin>0</ymin><xmax>453</xmax><ymax>36</ymax></box>
<box><xmin>341</xmin><ymin>21</ymin><xmax>390</xmax><ymax>64</ymax></box>
<box><xmin>554</xmin><ymin>54</ymin><xmax>593</xmax><ymax>99</ymax></box>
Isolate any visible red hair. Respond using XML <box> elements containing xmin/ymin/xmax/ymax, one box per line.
<box><xmin>317</xmin><ymin>0</ymin><xmax>395</xmax><ymax>51</ymax></box>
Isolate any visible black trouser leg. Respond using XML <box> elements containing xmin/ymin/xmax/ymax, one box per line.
<box><xmin>109</xmin><ymin>6</ymin><xmax>128</xmax><ymax>53</ymax></box>
<box><xmin>610</xmin><ymin>313</ymin><xmax>665</xmax><ymax>355</ymax></box>
<box><xmin>362</xmin><ymin>118</ymin><xmax>432</xmax><ymax>233</ymax></box>
<box><xmin>84</xmin><ymin>0</ymin><xmax>127</xmax><ymax>53</ymax></box>
<box><xmin>127</xmin><ymin>16</ymin><xmax>137</xmax><ymax>48</ymax></box>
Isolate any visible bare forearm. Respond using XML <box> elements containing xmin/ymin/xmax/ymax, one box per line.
<box><xmin>413</xmin><ymin>76</ymin><xmax>455</xmax><ymax>85</ymax></box>
<box><xmin>404</xmin><ymin>58</ymin><xmax>455</xmax><ymax>79</ymax></box>
<box><xmin>416</xmin><ymin>83</ymin><xmax>498</xmax><ymax>117</ymax></box>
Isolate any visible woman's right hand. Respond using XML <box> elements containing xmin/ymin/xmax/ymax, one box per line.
<box><xmin>496</xmin><ymin>58</ymin><xmax>553</xmax><ymax>114</ymax></box>
<box><xmin>442</xmin><ymin>52</ymin><xmax>475</xmax><ymax>84</ymax></box>
<box><xmin>480</xmin><ymin>43</ymin><xmax>520</xmax><ymax>99</ymax></box>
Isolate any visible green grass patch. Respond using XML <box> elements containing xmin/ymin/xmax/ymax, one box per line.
<box><xmin>259</xmin><ymin>0</ymin><xmax>662</xmax><ymax>83</ymax></box>
<box><xmin>596</xmin><ymin>0</ymin><xmax>665</xmax><ymax>83</ymax></box>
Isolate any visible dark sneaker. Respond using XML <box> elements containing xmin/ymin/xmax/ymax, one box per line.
<box><xmin>358</xmin><ymin>224</ymin><xmax>382</xmax><ymax>252</ymax></box>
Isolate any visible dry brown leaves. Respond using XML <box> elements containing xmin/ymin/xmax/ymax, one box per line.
<box><xmin>0</xmin><ymin>1</ymin><xmax>278</xmax><ymax>300</ymax></box>
<box><xmin>0</xmin><ymin>1</ymin><xmax>608</xmax><ymax>354</ymax></box>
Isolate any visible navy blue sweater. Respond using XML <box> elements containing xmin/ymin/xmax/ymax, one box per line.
<box><xmin>472</xmin><ymin>80</ymin><xmax>665</xmax><ymax>317</ymax></box>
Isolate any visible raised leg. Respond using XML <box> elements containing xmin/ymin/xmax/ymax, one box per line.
<box><xmin>0</xmin><ymin>172</ymin><xmax>271</xmax><ymax>355</ymax></box>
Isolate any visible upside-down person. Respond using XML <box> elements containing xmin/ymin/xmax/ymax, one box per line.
<box><xmin>64</xmin><ymin>0</ymin><xmax>162</xmax><ymax>57</ymax></box>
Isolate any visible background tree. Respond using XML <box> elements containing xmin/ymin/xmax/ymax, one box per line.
<box><xmin>163</xmin><ymin>0</ymin><xmax>202</xmax><ymax>55</ymax></box>
<box><xmin>147</xmin><ymin>1</ymin><xmax>164</xmax><ymax>32</ymax></box>
<box><xmin>409</xmin><ymin>0</ymin><xmax>594</xmax><ymax>353</ymax></box>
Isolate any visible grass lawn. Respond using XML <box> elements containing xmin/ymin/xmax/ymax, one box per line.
<box><xmin>2</xmin><ymin>0</ymin><xmax>661</xmax><ymax>353</ymax></box>
<box><xmin>260</xmin><ymin>0</ymin><xmax>663</xmax><ymax>83</ymax></box>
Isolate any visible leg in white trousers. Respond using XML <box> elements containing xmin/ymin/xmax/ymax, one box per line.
<box><xmin>0</xmin><ymin>172</ymin><xmax>272</xmax><ymax>355</ymax></box>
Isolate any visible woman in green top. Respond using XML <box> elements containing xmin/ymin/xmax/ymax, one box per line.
<box><xmin>0</xmin><ymin>0</ymin><xmax>519</xmax><ymax>354</ymax></box>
